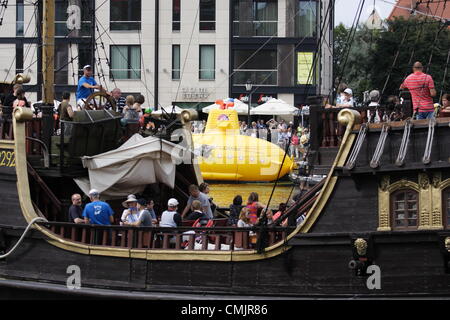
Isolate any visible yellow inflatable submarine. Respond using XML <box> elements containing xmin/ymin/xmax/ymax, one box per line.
<box><xmin>192</xmin><ymin>108</ymin><xmax>294</xmax><ymax>181</ymax></box>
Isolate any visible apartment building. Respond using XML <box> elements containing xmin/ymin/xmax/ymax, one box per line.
<box><xmin>0</xmin><ymin>0</ymin><xmax>332</xmax><ymax>109</ymax></box>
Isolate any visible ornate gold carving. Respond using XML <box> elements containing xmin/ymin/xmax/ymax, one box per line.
<box><xmin>431</xmin><ymin>209</ymin><xmax>442</xmax><ymax>228</ymax></box>
<box><xmin>419</xmin><ymin>208</ymin><xmax>430</xmax><ymax>229</ymax></box>
<box><xmin>386</xmin><ymin>180</ymin><xmax>420</xmax><ymax>193</ymax></box>
<box><xmin>354</xmin><ymin>238</ymin><xmax>368</xmax><ymax>256</ymax></box>
<box><xmin>419</xmin><ymin>173</ymin><xmax>429</xmax><ymax>190</ymax></box>
<box><xmin>380</xmin><ymin>176</ymin><xmax>390</xmax><ymax>192</ymax></box>
<box><xmin>432</xmin><ymin>172</ymin><xmax>441</xmax><ymax>189</ymax></box>
<box><xmin>13</xmin><ymin>106</ymin><xmax>33</xmax><ymax>122</ymax></box>
<box><xmin>445</xmin><ymin>237</ymin><xmax>450</xmax><ymax>250</ymax></box>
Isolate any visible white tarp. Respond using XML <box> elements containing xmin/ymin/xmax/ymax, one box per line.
<box><xmin>250</xmin><ymin>98</ymin><xmax>298</xmax><ymax>115</ymax></box>
<box><xmin>202</xmin><ymin>99</ymin><xmax>249</xmax><ymax>115</ymax></box>
<box><xmin>74</xmin><ymin>134</ymin><xmax>188</xmax><ymax>199</ymax></box>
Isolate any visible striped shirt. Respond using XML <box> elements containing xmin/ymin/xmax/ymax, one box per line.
<box><xmin>106</xmin><ymin>96</ymin><xmax>126</xmax><ymax>113</ymax></box>
<box><xmin>402</xmin><ymin>72</ymin><xmax>435</xmax><ymax>112</ymax></box>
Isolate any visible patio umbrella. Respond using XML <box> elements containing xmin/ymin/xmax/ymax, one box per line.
<box><xmin>250</xmin><ymin>98</ymin><xmax>298</xmax><ymax>115</ymax></box>
<box><xmin>202</xmin><ymin>98</ymin><xmax>249</xmax><ymax>115</ymax></box>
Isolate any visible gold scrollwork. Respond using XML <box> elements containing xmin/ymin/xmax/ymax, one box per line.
<box><xmin>445</xmin><ymin>237</ymin><xmax>450</xmax><ymax>250</ymax></box>
<box><xmin>432</xmin><ymin>172</ymin><xmax>441</xmax><ymax>189</ymax></box>
<box><xmin>380</xmin><ymin>175</ymin><xmax>390</xmax><ymax>192</ymax></box>
<box><xmin>354</xmin><ymin>238</ymin><xmax>368</xmax><ymax>256</ymax></box>
<box><xmin>419</xmin><ymin>173</ymin><xmax>429</xmax><ymax>190</ymax></box>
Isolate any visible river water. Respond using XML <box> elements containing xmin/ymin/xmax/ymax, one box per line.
<box><xmin>208</xmin><ymin>182</ymin><xmax>300</xmax><ymax>210</ymax></box>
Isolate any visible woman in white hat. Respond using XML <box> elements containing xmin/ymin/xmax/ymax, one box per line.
<box><xmin>120</xmin><ymin>194</ymin><xmax>139</xmax><ymax>225</ymax></box>
<box><xmin>337</xmin><ymin>88</ymin><xmax>355</xmax><ymax>108</ymax></box>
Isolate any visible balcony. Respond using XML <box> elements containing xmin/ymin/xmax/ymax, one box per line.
<box><xmin>232</xmin><ymin>69</ymin><xmax>277</xmax><ymax>86</ymax></box>
<box><xmin>233</xmin><ymin>20</ymin><xmax>278</xmax><ymax>37</ymax></box>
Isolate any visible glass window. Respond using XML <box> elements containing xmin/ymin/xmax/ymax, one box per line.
<box><xmin>199</xmin><ymin>45</ymin><xmax>215</xmax><ymax>80</ymax></box>
<box><xmin>297</xmin><ymin>52</ymin><xmax>317</xmax><ymax>85</ymax></box>
<box><xmin>110</xmin><ymin>0</ymin><xmax>141</xmax><ymax>31</ymax></box>
<box><xmin>232</xmin><ymin>0</ymin><xmax>278</xmax><ymax>37</ymax></box>
<box><xmin>200</xmin><ymin>0</ymin><xmax>215</xmax><ymax>31</ymax></box>
<box><xmin>16</xmin><ymin>0</ymin><xmax>24</xmax><ymax>37</ymax></box>
<box><xmin>391</xmin><ymin>189</ymin><xmax>419</xmax><ymax>230</ymax></box>
<box><xmin>110</xmin><ymin>45</ymin><xmax>141</xmax><ymax>80</ymax></box>
<box><xmin>78</xmin><ymin>43</ymin><xmax>93</xmax><ymax>78</ymax></box>
<box><xmin>232</xmin><ymin>49</ymin><xmax>277</xmax><ymax>85</ymax></box>
<box><xmin>173</xmin><ymin>0</ymin><xmax>181</xmax><ymax>31</ymax></box>
<box><xmin>55</xmin><ymin>45</ymin><xmax>68</xmax><ymax>84</ymax></box>
<box><xmin>16</xmin><ymin>44</ymin><xmax>23</xmax><ymax>74</ymax></box>
<box><xmin>172</xmin><ymin>45</ymin><xmax>180</xmax><ymax>80</ymax></box>
<box><xmin>296</xmin><ymin>0</ymin><xmax>317</xmax><ymax>38</ymax></box>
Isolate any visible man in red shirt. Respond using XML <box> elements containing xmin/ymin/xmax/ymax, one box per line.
<box><xmin>400</xmin><ymin>62</ymin><xmax>437</xmax><ymax>120</ymax></box>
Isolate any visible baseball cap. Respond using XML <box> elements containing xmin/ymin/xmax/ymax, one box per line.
<box><xmin>344</xmin><ymin>88</ymin><xmax>353</xmax><ymax>95</ymax></box>
<box><xmin>168</xmin><ymin>198</ymin><xmax>179</xmax><ymax>207</ymax></box>
<box><xmin>88</xmin><ymin>189</ymin><xmax>99</xmax><ymax>196</ymax></box>
<box><xmin>83</xmin><ymin>65</ymin><xmax>92</xmax><ymax>70</ymax></box>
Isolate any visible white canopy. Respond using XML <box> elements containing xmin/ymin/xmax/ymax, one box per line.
<box><xmin>152</xmin><ymin>105</ymin><xmax>184</xmax><ymax>115</ymax></box>
<box><xmin>74</xmin><ymin>134</ymin><xmax>190</xmax><ymax>199</ymax></box>
<box><xmin>202</xmin><ymin>99</ymin><xmax>249</xmax><ymax>115</ymax></box>
<box><xmin>250</xmin><ymin>98</ymin><xmax>298</xmax><ymax>115</ymax></box>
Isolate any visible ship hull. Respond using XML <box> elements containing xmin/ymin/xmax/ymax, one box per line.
<box><xmin>0</xmin><ymin>225</ymin><xmax>449</xmax><ymax>298</ymax></box>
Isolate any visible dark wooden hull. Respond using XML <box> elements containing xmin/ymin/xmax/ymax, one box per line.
<box><xmin>0</xmin><ymin>223</ymin><xmax>449</xmax><ymax>298</ymax></box>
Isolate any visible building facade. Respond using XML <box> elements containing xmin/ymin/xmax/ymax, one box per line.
<box><xmin>0</xmin><ymin>0</ymin><xmax>332</xmax><ymax>110</ymax></box>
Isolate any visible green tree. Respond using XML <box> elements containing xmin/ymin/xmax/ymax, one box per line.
<box><xmin>333</xmin><ymin>16</ymin><xmax>450</xmax><ymax>103</ymax></box>
<box><xmin>370</xmin><ymin>16</ymin><xmax>450</xmax><ymax>100</ymax></box>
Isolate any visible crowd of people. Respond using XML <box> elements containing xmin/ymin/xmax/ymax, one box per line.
<box><xmin>68</xmin><ymin>184</ymin><xmax>307</xmax><ymax>230</ymax></box>
<box><xmin>237</xmin><ymin>119</ymin><xmax>310</xmax><ymax>159</ymax></box>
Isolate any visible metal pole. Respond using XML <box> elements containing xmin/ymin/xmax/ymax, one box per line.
<box><xmin>247</xmin><ymin>91</ymin><xmax>252</xmax><ymax>130</ymax></box>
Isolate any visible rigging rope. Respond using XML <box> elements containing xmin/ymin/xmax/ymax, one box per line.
<box><xmin>0</xmin><ymin>217</ymin><xmax>47</xmax><ymax>260</ymax></box>
<box><xmin>335</xmin><ymin>0</ymin><xmax>366</xmax><ymax>94</ymax></box>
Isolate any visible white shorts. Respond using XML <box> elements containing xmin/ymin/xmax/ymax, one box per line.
<box><xmin>77</xmin><ymin>99</ymin><xmax>86</xmax><ymax>109</ymax></box>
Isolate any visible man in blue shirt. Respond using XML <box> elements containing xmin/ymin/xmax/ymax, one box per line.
<box><xmin>76</xmin><ymin>65</ymin><xmax>101</xmax><ymax>109</ymax></box>
<box><xmin>82</xmin><ymin>189</ymin><xmax>115</xmax><ymax>225</ymax></box>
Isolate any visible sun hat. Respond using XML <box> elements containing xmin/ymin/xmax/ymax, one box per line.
<box><xmin>122</xmin><ymin>194</ymin><xmax>138</xmax><ymax>208</ymax></box>
<box><xmin>168</xmin><ymin>198</ymin><xmax>179</xmax><ymax>207</ymax></box>
<box><xmin>344</xmin><ymin>88</ymin><xmax>353</xmax><ymax>95</ymax></box>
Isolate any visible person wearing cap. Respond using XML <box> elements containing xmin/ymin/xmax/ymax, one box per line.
<box><xmin>160</xmin><ymin>198</ymin><xmax>182</xmax><ymax>227</ymax></box>
<box><xmin>400</xmin><ymin>61</ymin><xmax>436</xmax><ymax>119</ymax></box>
<box><xmin>120</xmin><ymin>194</ymin><xmax>139</xmax><ymax>225</ymax></box>
<box><xmin>123</xmin><ymin>199</ymin><xmax>153</xmax><ymax>227</ymax></box>
<box><xmin>336</xmin><ymin>88</ymin><xmax>355</xmax><ymax>108</ymax></box>
<box><xmin>76</xmin><ymin>65</ymin><xmax>102</xmax><ymax>109</ymax></box>
<box><xmin>82</xmin><ymin>189</ymin><xmax>115</xmax><ymax>225</ymax></box>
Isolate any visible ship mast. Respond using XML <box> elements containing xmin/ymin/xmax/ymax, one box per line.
<box><xmin>42</xmin><ymin>0</ymin><xmax>55</xmax><ymax>104</ymax></box>
<box><xmin>40</xmin><ymin>0</ymin><xmax>55</xmax><ymax>153</ymax></box>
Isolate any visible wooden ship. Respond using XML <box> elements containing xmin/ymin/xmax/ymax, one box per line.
<box><xmin>0</xmin><ymin>1</ymin><xmax>449</xmax><ymax>299</ymax></box>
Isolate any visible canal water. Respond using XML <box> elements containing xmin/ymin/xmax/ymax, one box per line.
<box><xmin>208</xmin><ymin>182</ymin><xmax>300</xmax><ymax>210</ymax></box>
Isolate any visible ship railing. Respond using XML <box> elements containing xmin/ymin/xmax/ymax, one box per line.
<box><xmin>273</xmin><ymin>177</ymin><xmax>325</xmax><ymax>226</ymax></box>
<box><xmin>37</xmin><ymin>221</ymin><xmax>294</xmax><ymax>251</ymax></box>
<box><xmin>309</xmin><ymin>105</ymin><xmax>393</xmax><ymax>150</ymax></box>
